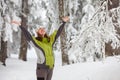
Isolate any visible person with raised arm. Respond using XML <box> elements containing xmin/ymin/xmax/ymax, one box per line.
<box><xmin>11</xmin><ymin>16</ymin><xmax>69</xmax><ymax>80</ymax></box>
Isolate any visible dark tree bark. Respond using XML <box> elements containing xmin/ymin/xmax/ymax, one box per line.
<box><xmin>19</xmin><ymin>0</ymin><xmax>29</xmax><ymax>61</ymax></box>
<box><xmin>108</xmin><ymin>0</ymin><xmax>119</xmax><ymax>10</ymax></box>
<box><xmin>0</xmin><ymin>16</ymin><xmax>7</xmax><ymax>66</ymax></box>
<box><xmin>0</xmin><ymin>37</ymin><xmax>7</xmax><ymax>66</ymax></box>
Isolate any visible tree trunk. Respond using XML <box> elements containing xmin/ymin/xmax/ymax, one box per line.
<box><xmin>0</xmin><ymin>37</ymin><xmax>7</xmax><ymax>66</ymax></box>
<box><xmin>60</xmin><ymin>29</ymin><xmax>69</xmax><ymax>65</ymax></box>
<box><xmin>58</xmin><ymin>0</ymin><xmax>69</xmax><ymax>65</ymax></box>
<box><xmin>105</xmin><ymin>0</ymin><xmax>120</xmax><ymax>56</ymax></box>
<box><xmin>0</xmin><ymin>16</ymin><xmax>7</xmax><ymax>66</ymax></box>
<box><xmin>19</xmin><ymin>0</ymin><xmax>29</xmax><ymax>61</ymax></box>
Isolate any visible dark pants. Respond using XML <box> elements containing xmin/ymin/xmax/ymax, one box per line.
<box><xmin>36</xmin><ymin>64</ymin><xmax>53</xmax><ymax>80</ymax></box>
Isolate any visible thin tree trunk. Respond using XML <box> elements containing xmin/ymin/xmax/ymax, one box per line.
<box><xmin>60</xmin><ymin>29</ymin><xmax>69</xmax><ymax>65</ymax></box>
<box><xmin>19</xmin><ymin>0</ymin><xmax>29</xmax><ymax>61</ymax></box>
<box><xmin>0</xmin><ymin>37</ymin><xmax>7</xmax><ymax>66</ymax></box>
<box><xmin>58</xmin><ymin>0</ymin><xmax>69</xmax><ymax>65</ymax></box>
<box><xmin>0</xmin><ymin>16</ymin><xmax>7</xmax><ymax>66</ymax></box>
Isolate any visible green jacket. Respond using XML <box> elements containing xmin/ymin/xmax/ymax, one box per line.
<box><xmin>32</xmin><ymin>30</ymin><xmax>57</xmax><ymax>68</ymax></box>
<box><xmin>20</xmin><ymin>22</ymin><xmax>66</xmax><ymax>68</ymax></box>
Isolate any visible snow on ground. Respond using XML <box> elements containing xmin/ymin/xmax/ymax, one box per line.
<box><xmin>0</xmin><ymin>48</ymin><xmax>120</xmax><ymax>80</ymax></box>
<box><xmin>0</xmin><ymin>58</ymin><xmax>36</xmax><ymax>80</ymax></box>
<box><xmin>53</xmin><ymin>56</ymin><xmax>120</xmax><ymax>80</ymax></box>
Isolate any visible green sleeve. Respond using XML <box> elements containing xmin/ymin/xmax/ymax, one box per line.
<box><xmin>50</xmin><ymin>30</ymin><xmax>57</xmax><ymax>44</ymax></box>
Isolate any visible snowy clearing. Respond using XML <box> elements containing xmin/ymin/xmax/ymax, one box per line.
<box><xmin>0</xmin><ymin>53</ymin><xmax>120</xmax><ymax>80</ymax></box>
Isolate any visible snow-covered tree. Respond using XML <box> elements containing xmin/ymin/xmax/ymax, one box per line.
<box><xmin>7</xmin><ymin>0</ymin><xmax>22</xmax><ymax>58</ymax></box>
<box><xmin>27</xmin><ymin>0</ymin><xmax>59</xmax><ymax>35</ymax></box>
<box><xmin>0</xmin><ymin>0</ymin><xmax>21</xmax><ymax>65</ymax></box>
<box><xmin>68</xmin><ymin>0</ymin><xmax>120</xmax><ymax>64</ymax></box>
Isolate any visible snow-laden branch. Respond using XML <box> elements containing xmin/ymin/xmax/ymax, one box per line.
<box><xmin>68</xmin><ymin>1</ymin><xmax>120</xmax><ymax>63</ymax></box>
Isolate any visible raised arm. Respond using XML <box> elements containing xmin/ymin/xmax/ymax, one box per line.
<box><xmin>19</xmin><ymin>26</ymin><xmax>33</xmax><ymax>42</ymax></box>
<box><xmin>55</xmin><ymin>16</ymin><xmax>69</xmax><ymax>40</ymax></box>
<box><xmin>11</xmin><ymin>21</ymin><xmax>32</xmax><ymax>42</ymax></box>
<box><xmin>55</xmin><ymin>21</ymin><xmax>66</xmax><ymax>40</ymax></box>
